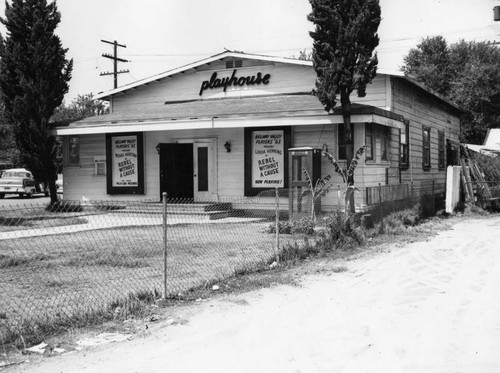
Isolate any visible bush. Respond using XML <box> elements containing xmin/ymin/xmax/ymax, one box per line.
<box><xmin>377</xmin><ymin>205</ymin><xmax>422</xmax><ymax>235</ymax></box>
<box><xmin>267</xmin><ymin>216</ymin><xmax>315</xmax><ymax>235</ymax></box>
<box><xmin>47</xmin><ymin>201</ymin><xmax>83</xmax><ymax>213</ymax></box>
<box><xmin>277</xmin><ymin>240</ymin><xmax>320</xmax><ymax>263</ymax></box>
<box><xmin>317</xmin><ymin>210</ymin><xmax>364</xmax><ymax>250</ymax></box>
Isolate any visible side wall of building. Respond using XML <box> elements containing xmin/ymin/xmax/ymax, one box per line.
<box><xmin>391</xmin><ymin>77</ymin><xmax>461</xmax><ymax>196</ymax></box>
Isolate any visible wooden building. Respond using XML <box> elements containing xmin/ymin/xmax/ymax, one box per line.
<box><xmin>54</xmin><ymin>51</ymin><xmax>462</xmax><ymax>212</ymax></box>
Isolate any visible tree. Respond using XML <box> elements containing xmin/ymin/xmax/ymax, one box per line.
<box><xmin>307</xmin><ymin>0</ymin><xmax>381</xmax><ymax>212</ymax></box>
<box><xmin>0</xmin><ymin>33</ymin><xmax>18</xmax><ymax>166</ymax></box>
<box><xmin>0</xmin><ymin>0</ymin><xmax>73</xmax><ymax>203</ymax></box>
<box><xmin>401</xmin><ymin>36</ymin><xmax>452</xmax><ymax>96</ymax></box>
<box><xmin>51</xmin><ymin>93</ymin><xmax>108</xmax><ymax>126</ymax></box>
<box><xmin>402</xmin><ymin>37</ymin><xmax>500</xmax><ymax>144</ymax></box>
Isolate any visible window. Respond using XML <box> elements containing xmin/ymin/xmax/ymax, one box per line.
<box><xmin>438</xmin><ymin>131</ymin><xmax>445</xmax><ymax>169</ymax></box>
<box><xmin>380</xmin><ymin>134</ymin><xmax>388</xmax><ymax>161</ymax></box>
<box><xmin>94</xmin><ymin>156</ymin><xmax>106</xmax><ymax>175</ymax></box>
<box><xmin>365</xmin><ymin>123</ymin><xmax>389</xmax><ymax>162</ymax></box>
<box><xmin>400</xmin><ymin>120</ymin><xmax>409</xmax><ymax>169</ymax></box>
<box><xmin>422</xmin><ymin>127</ymin><xmax>431</xmax><ymax>169</ymax></box>
<box><xmin>338</xmin><ymin>125</ymin><xmax>347</xmax><ymax>160</ymax></box>
<box><xmin>365</xmin><ymin>124</ymin><xmax>374</xmax><ymax>161</ymax></box>
<box><xmin>68</xmin><ymin>136</ymin><xmax>80</xmax><ymax>165</ymax></box>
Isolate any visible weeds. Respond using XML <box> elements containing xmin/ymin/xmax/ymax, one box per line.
<box><xmin>267</xmin><ymin>216</ymin><xmax>315</xmax><ymax>235</ymax></box>
<box><xmin>3</xmin><ymin>289</ymin><xmax>161</xmax><ymax>349</ymax></box>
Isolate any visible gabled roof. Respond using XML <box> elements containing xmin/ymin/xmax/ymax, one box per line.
<box><xmin>95</xmin><ymin>50</ymin><xmax>311</xmax><ymax>101</ymax></box>
<box><xmin>95</xmin><ymin>49</ymin><xmax>463</xmax><ymax>113</ymax></box>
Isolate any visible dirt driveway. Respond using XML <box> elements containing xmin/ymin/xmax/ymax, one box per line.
<box><xmin>9</xmin><ymin>216</ymin><xmax>500</xmax><ymax>372</ymax></box>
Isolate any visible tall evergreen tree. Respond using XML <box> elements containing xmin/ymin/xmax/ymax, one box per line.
<box><xmin>0</xmin><ymin>0</ymin><xmax>72</xmax><ymax>203</ymax></box>
<box><xmin>308</xmin><ymin>0</ymin><xmax>381</xmax><ymax>212</ymax></box>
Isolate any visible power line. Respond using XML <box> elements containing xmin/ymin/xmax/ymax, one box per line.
<box><xmin>100</xmin><ymin>39</ymin><xmax>130</xmax><ymax>89</ymax></box>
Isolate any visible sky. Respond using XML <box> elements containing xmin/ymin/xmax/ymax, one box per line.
<box><xmin>0</xmin><ymin>0</ymin><xmax>499</xmax><ymax>103</ymax></box>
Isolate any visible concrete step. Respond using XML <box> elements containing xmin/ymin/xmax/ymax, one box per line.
<box><xmin>115</xmin><ymin>202</ymin><xmax>233</xmax><ymax>220</ymax></box>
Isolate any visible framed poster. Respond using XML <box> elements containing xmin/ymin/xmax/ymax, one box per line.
<box><xmin>106</xmin><ymin>132</ymin><xmax>144</xmax><ymax>195</ymax></box>
<box><xmin>244</xmin><ymin>126</ymin><xmax>291</xmax><ymax>196</ymax></box>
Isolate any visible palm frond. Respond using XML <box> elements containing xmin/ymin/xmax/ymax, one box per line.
<box><xmin>346</xmin><ymin>145</ymin><xmax>367</xmax><ymax>178</ymax></box>
<box><xmin>322</xmin><ymin>151</ymin><xmax>346</xmax><ymax>183</ymax></box>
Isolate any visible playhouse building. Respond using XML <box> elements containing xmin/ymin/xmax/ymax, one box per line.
<box><xmin>54</xmin><ymin>51</ymin><xmax>462</xmax><ymax>212</ymax></box>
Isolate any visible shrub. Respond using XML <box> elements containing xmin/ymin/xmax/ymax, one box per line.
<box><xmin>267</xmin><ymin>216</ymin><xmax>315</xmax><ymax>235</ymax></box>
<box><xmin>47</xmin><ymin>201</ymin><xmax>83</xmax><ymax>213</ymax></box>
<box><xmin>376</xmin><ymin>205</ymin><xmax>422</xmax><ymax>235</ymax></box>
<box><xmin>317</xmin><ymin>210</ymin><xmax>364</xmax><ymax>250</ymax></box>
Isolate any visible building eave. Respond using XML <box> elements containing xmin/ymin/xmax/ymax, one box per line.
<box><xmin>52</xmin><ymin>109</ymin><xmax>404</xmax><ymax>136</ymax></box>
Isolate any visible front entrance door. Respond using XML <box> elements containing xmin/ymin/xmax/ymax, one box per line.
<box><xmin>159</xmin><ymin>143</ymin><xmax>194</xmax><ymax>200</ymax></box>
<box><xmin>159</xmin><ymin>139</ymin><xmax>217</xmax><ymax>201</ymax></box>
<box><xmin>193</xmin><ymin>141</ymin><xmax>215</xmax><ymax>201</ymax></box>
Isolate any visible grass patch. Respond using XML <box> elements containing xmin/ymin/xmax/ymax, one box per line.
<box><xmin>0</xmin><ymin>216</ymin><xmax>88</xmax><ymax>232</ymax></box>
<box><xmin>0</xmin><ymin>253</ymin><xmax>53</xmax><ymax>269</ymax></box>
<box><xmin>3</xmin><ymin>289</ymin><xmax>160</xmax><ymax>349</ymax></box>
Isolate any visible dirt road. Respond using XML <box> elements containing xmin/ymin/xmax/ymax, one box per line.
<box><xmin>10</xmin><ymin>216</ymin><xmax>500</xmax><ymax>372</ymax></box>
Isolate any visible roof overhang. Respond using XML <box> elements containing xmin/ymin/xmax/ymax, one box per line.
<box><xmin>53</xmin><ymin>111</ymin><xmax>404</xmax><ymax>136</ymax></box>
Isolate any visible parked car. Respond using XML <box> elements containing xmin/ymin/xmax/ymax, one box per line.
<box><xmin>0</xmin><ymin>168</ymin><xmax>49</xmax><ymax>199</ymax></box>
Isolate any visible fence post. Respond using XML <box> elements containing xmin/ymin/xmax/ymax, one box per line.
<box><xmin>275</xmin><ymin>187</ymin><xmax>280</xmax><ymax>264</ymax></box>
<box><xmin>378</xmin><ymin>183</ymin><xmax>382</xmax><ymax>206</ymax></box>
<box><xmin>432</xmin><ymin>179</ymin><xmax>435</xmax><ymax>213</ymax></box>
<box><xmin>162</xmin><ymin>192</ymin><xmax>168</xmax><ymax>299</ymax></box>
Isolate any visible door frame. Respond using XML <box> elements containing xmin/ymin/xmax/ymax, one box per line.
<box><xmin>172</xmin><ymin>137</ymin><xmax>218</xmax><ymax>201</ymax></box>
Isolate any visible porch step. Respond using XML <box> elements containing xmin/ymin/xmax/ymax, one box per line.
<box><xmin>117</xmin><ymin>202</ymin><xmax>233</xmax><ymax>220</ymax></box>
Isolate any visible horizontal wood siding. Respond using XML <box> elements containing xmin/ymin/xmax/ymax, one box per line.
<box><xmin>112</xmin><ymin>64</ymin><xmax>317</xmax><ymax>112</ymax></box>
<box><xmin>391</xmin><ymin>77</ymin><xmax>461</xmax><ymax>195</ymax></box>
<box><xmin>63</xmin><ymin>128</ymin><xmax>246</xmax><ymax>201</ymax></box>
<box><xmin>63</xmin><ymin>134</ymin><xmax>108</xmax><ymax>201</ymax></box>
<box><xmin>111</xmin><ymin>66</ymin><xmax>388</xmax><ymax>114</ymax></box>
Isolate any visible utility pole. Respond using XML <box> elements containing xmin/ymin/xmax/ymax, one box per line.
<box><xmin>100</xmin><ymin>39</ymin><xmax>129</xmax><ymax>89</ymax></box>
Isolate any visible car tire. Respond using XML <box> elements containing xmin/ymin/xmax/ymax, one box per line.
<box><xmin>26</xmin><ymin>191</ymin><xmax>34</xmax><ymax>198</ymax></box>
<box><xmin>0</xmin><ymin>193</ymin><xmax>4</xmax><ymax>199</ymax></box>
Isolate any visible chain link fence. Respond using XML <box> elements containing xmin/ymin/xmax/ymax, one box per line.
<box><xmin>0</xmin><ymin>194</ymin><xmax>305</xmax><ymax>345</ymax></box>
<box><xmin>0</xmin><ymin>182</ymin><xmax>443</xmax><ymax>345</ymax></box>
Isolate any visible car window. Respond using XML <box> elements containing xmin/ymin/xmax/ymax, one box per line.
<box><xmin>1</xmin><ymin>171</ymin><xmax>32</xmax><ymax>178</ymax></box>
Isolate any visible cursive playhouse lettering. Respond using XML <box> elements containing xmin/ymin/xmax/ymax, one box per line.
<box><xmin>199</xmin><ymin>69</ymin><xmax>271</xmax><ymax>95</ymax></box>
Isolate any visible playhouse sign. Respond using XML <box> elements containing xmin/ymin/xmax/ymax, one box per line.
<box><xmin>199</xmin><ymin>69</ymin><xmax>271</xmax><ymax>95</ymax></box>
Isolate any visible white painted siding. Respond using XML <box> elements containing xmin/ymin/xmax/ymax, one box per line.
<box><xmin>111</xmin><ymin>63</ymin><xmax>388</xmax><ymax>114</ymax></box>
<box><xmin>392</xmin><ymin>77</ymin><xmax>461</xmax><ymax>196</ymax></box>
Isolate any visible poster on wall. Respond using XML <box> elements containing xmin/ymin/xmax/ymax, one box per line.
<box><xmin>251</xmin><ymin>130</ymin><xmax>284</xmax><ymax>188</ymax></box>
<box><xmin>106</xmin><ymin>132</ymin><xmax>144</xmax><ymax>194</ymax></box>
<box><xmin>112</xmin><ymin>135</ymin><xmax>139</xmax><ymax>186</ymax></box>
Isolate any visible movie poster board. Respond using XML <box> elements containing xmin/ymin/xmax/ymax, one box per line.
<box><xmin>106</xmin><ymin>132</ymin><xmax>144</xmax><ymax>195</ymax></box>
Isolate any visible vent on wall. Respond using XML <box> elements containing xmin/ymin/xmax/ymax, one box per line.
<box><xmin>226</xmin><ymin>60</ymin><xmax>243</xmax><ymax>69</ymax></box>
